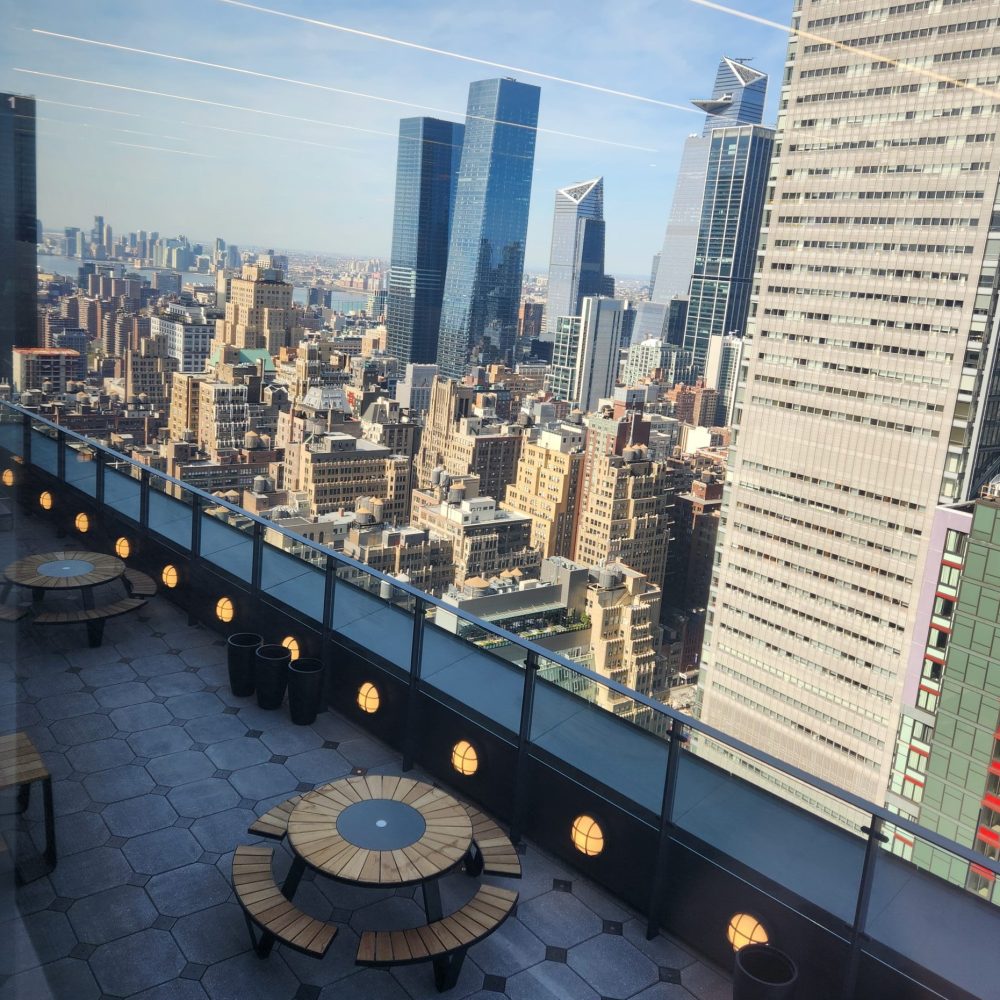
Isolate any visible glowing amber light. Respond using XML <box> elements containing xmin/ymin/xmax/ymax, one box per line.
<box><xmin>357</xmin><ymin>682</ymin><xmax>380</xmax><ymax>714</ymax></box>
<box><xmin>281</xmin><ymin>636</ymin><xmax>300</xmax><ymax>661</ymax></box>
<box><xmin>727</xmin><ymin>913</ymin><xmax>769</xmax><ymax>951</ymax></box>
<box><xmin>451</xmin><ymin>740</ymin><xmax>479</xmax><ymax>776</ymax></box>
<box><xmin>114</xmin><ymin>537</ymin><xmax>131</xmax><ymax>559</ymax></box>
<box><xmin>1</xmin><ymin>468</ymin><xmax>14</xmax><ymax>486</ymax></box>
<box><xmin>39</xmin><ymin>491</ymin><xmax>53</xmax><ymax>511</ymax></box>
<box><xmin>216</xmin><ymin>597</ymin><xmax>235</xmax><ymax>623</ymax></box>
<box><xmin>74</xmin><ymin>513</ymin><xmax>90</xmax><ymax>533</ymax></box>
<box><xmin>161</xmin><ymin>565</ymin><xmax>179</xmax><ymax>589</ymax></box>
<box><xmin>571</xmin><ymin>815</ymin><xmax>604</xmax><ymax>857</ymax></box>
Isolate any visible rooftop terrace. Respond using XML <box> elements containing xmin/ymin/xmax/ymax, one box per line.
<box><xmin>1</xmin><ymin>401</ymin><xmax>997</xmax><ymax>1000</ymax></box>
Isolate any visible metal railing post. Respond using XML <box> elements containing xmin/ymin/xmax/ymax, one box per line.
<box><xmin>94</xmin><ymin>450</ymin><xmax>105</xmax><ymax>507</ymax></box>
<box><xmin>187</xmin><ymin>494</ymin><xmax>202</xmax><ymax>627</ymax></box>
<box><xmin>841</xmin><ymin>814</ymin><xmax>887</xmax><ymax>1000</ymax></box>
<box><xmin>646</xmin><ymin>722</ymin><xmax>687</xmax><ymax>939</ymax></box>
<box><xmin>56</xmin><ymin>429</ymin><xmax>66</xmax><ymax>481</ymax></box>
<box><xmin>21</xmin><ymin>412</ymin><xmax>31</xmax><ymax>465</ymax></box>
<box><xmin>250</xmin><ymin>520</ymin><xmax>264</xmax><ymax>594</ymax></box>
<box><xmin>509</xmin><ymin>650</ymin><xmax>540</xmax><ymax>846</ymax></box>
<box><xmin>320</xmin><ymin>555</ymin><xmax>338</xmax><ymax>711</ymax></box>
<box><xmin>402</xmin><ymin>596</ymin><xmax>426</xmax><ymax>772</ymax></box>
<box><xmin>139</xmin><ymin>470</ymin><xmax>150</xmax><ymax>530</ymax></box>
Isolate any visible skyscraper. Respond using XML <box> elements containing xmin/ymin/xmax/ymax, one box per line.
<box><xmin>0</xmin><ymin>93</ymin><xmax>37</xmax><ymax>385</ymax></box>
<box><xmin>699</xmin><ymin>3</ymin><xmax>1000</xmax><ymax>809</ymax></box>
<box><xmin>549</xmin><ymin>297</ymin><xmax>625</xmax><ymax>413</ymax></box>
<box><xmin>386</xmin><ymin>118</ymin><xmax>464</xmax><ymax>367</ymax></box>
<box><xmin>437</xmin><ymin>78</ymin><xmax>540</xmax><ymax>378</ymax></box>
<box><xmin>681</xmin><ymin>124</ymin><xmax>772</xmax><ymax>373</ymax></box>
<box><xmin>651</xmin><ymin>57</ymin><xmax>766</xmax><ymax>305</ymax></box>
<box><xmin>543</xmin><ymin>178</ymin><xmax>606</xmax><ymax>339</ymax></box>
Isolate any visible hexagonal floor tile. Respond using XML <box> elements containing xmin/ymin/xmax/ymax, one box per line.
<box><xmin>48</xmin><ymin>713</ymin><xmax>116</xmax><ymax>747</ymax></box>
<box><xmin>284</xmin><ymin>748</ymin><xmax>351</xmax><ymax>785</ymax></box>
<box><xmin>189</xmin><ymin>807</ymin><xmax>257</xmax><ymax>853</ymax></box>
<box><xmin>172</xmin><ymin>901</ymin><xmax>248</xmax><ymax>965</ymax></box>
<box><xmin>109</xmin><ymin>702</ymin><xmax>173</xmax><ymax>733</ymax></box>
<box><xmin>103</xmin><ymin>793</ymin><xmax>179</xmax><ymax>838</ymax></box>
<box><xmin>90</xmin><ymin>928</ymin><xmax>187</xmax><ymax>996</ymax></box>
<box><xmin>200</xmin><ymin>948</ymin><xmax>299</xmax><ymax>1000</ymax></box>
<box><xmin>123</xmin><ymin>827</ymin><xmax>204</xmax><ymax>875</ymax></box>
<box><xmin>167</xmin><ymin>777</ymin><xmax>241</xmax><ymax>818</ymax></box>
<box><xmin>83</xmin><ymin>763</ymin><xmax>155</xmax><ymax>803</ymax></box>
<box><xmin>228</xmin><ymin>761</ymin><xmax>297</xmax><ymax>800</ymax></box>
<box><xmin>146</xmin><ymin>749</ymin><xmax>216</xmax><ymax>786</ymax></box>
<box><xmin>185</xmin><ymin>713</ymin><xmax>247</xmax><ymax>743</ymax></box>
<box><xmin>67</xmin><ymin>884</ymin><xmax>159</xmax><ymax>945</ymax></box>
<box><xmin>95</xmin><ymin>680</ymin><xmax>153</xmax><ymax>709</ymax></box>
<box><xmin>260</xmin><ymin>725</ymin><xmax>323</xmax><ymax>757</ymax></box>
<box><xmin>205</xmin><ymin>737</ymin><xmax>271</xmax><ymax>772</ymax></box>
<box><xmin>567</xmin><ymin>933</ymin><xmax>658</xmax><ymax>998</ymax></box>
<box><xmin>127</xmin><ymin>724</ymin><xmax>194</xmax><ymax>758</ymax></box>
<box><xmin>164</xmin><ymin>691</ymin><xmax>225</xmax><ymax>719</ymax></box>
<box><xmin>519</xmin><ymin>892</ymin><xmax>603</xmax><ymax>950</ymax></box>
<box><xmin>145</xmin><ymin>862</ymin><xmax>234</xmax><ymax>917</ymax></box>
<box><xmin>50</xmin><ymin>845</ymin><xmax>133</xmax><ymax>899</ymax></box>
<box><xmin>66</xmin><ymin>737</ymin><xmax>135</xmax><ymax>774</ymax></box>
<box><xmin>505</xmin><ymin>962</ymin><xmax>600</xmax><ymax>1000</ymax></box>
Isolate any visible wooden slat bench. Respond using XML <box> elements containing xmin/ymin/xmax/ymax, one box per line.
<box><xmin>123</xmin><ymin>568</ymin><xmax>157</xmax><ymax>597</ymax></box>
<box><xmin>248</xmin><ymin>795</ymin><xmax>302</xmax><ymax>840</ymax></box>
<box><xmin>34</xmin><ymin>597</ymin><xmax>145</xmax><ymax>647</ymax></box>
<box><xmin>232</xmin><ymin>845</ymin><xmax>338</xmax><ymax>959</ymax></box>
<box><xmin>0</xmin><ymin>731</ymin><xmax>56</xmax><ymax>878</ymax></box>
<box><xmin>357</xmin><ymin>884</ymin><xmax>518</xmax><ymax>992</ymax></box>
<box><xmin>0</xmin><ymin>605</ymin><xmax>28</xmax><ymax>623</ymax></box>
<box><xmin>463</xmin><ymin>806</ymin><xmax>521</xmax><ymax>878</ymax></box>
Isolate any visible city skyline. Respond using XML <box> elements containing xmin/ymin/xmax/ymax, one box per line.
<box><xmin>0</xmin><ymin>0</ymin><xmax>788</xmax><ymax>273</ymax></box>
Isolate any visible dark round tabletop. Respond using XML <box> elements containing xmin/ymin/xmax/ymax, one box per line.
<box><xmin>286</xmin><ymin>775</ymin><xmax>473</xmax><ymax>887</ymax></box>
<box><xmin>4</xmin><ymin>550</ymin><xmax>125</xmax><ymax>590</ymax></box>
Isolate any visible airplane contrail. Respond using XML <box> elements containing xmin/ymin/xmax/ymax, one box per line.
<box><xmin>109</xmin><ymin>140</ymin><xmax>215</xmax><ymax>157</ymax></box>
<box><xmin>687</xmin><ymin>0</ymin><xmax>1000</xmax><ymax>101</ymax></box>
<box><xmin>31</xmin><ymin>29</ymin><xmax>660</xmax><ymax>152</ymax></box>
<box><xmin>218</xmin><ymin>0</ymin><xmax>700</xmax><ymax>114</ymax></box>
<box><xmin>35</xmin><ymin>115</ymin><xmax>192</xmax><ymax>144</ymax></box>
<box><xmin>35</xmin><ymin>97</ymin><xmax>140</xmax><ymax>117</ymax></box>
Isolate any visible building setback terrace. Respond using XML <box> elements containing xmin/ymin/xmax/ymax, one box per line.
<box><xmin>0</xmin><ymin>402</ymin><xmax>997</xmax><ymax>1000</ymax></box>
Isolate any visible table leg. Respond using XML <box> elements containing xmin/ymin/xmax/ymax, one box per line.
<box><xmin>42</xmin><ymin>776</ymin><xmax>56</xmax><ymax>867</ymax></box>
<box><xmin>256</xmin><ymin>855</ymin><xmax>307</xmax><ymax>958</ymax></box>
<box><xmin>422</xmin><ymin>877</ymin><xmax>444</xmax><ymax>923</ymax></box>
<box><xmin>0</xmin><ymin>581</ymin><xmax>11</xmax><ymax>604</ymax></box>
<box><xmin>81</xmin><ymin>588</ymin><xmax>94</xmax><ymax>611</ymax></box>
<box><xmin>31</xmin><ymin>588</ymin><xmax>44</xmax><ymax>605</ymax></box>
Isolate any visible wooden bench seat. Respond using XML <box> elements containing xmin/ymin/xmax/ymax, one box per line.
<box><xmin>0</xmin><ymin>731</ymin><xmax>56</xmax><ymax>878</ymax></box>
<box><xmin>34</xmin><ymin>597</ymin><xmax>145</xmax><ymax>647</ymax></box>
<box><xmin>248</xmin><ymin>795</ymin><xmax>302</xmax><ymax>840</ymax></box>
<box><xmin>232</xmin><ymin>845</ymin><xmax>337</xmax><ymax>959</ymax></box>
<box><xmin>123</xmin><ymin>568</ymin><xmax>157</xmax><ymax>597</ymax></box>
<box><xmin>0</xmin><ymin>605</ymin><xmax>28</xmax><ymax>623</ymax></box>
<box><xmin>357</xmin><ymin>884</ymin><xmax>518</xmax><ymax>992</ymax></box>
<box><xmin>463</xmin><ymin>806</ymin><xmax>521</xmax><ymax>878</ymax></box>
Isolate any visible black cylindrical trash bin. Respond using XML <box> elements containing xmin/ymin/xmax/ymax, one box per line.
<box><xmin>255</xmin><ymin>643</ymin><xmax>291</xmax><ymax>709</ymax></box>
<box><xmin>733</xmin><ymin>944</ymin><xmax>797</xmax><ymax>1000</ymax></box>
<box><xmin>288</xmin><ymin>657</ymin><xmax>323</xmax><ymax>725</ymax></box>
<box><xmin>227</xmin><ymin>633</ymin><xmax>262</xmax><ymax>697</ymax></box>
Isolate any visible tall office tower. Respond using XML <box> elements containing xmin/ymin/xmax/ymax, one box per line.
<box><xmin>212</xmin><ymin>264</ymin><xmax>296</xmax><ymax>358</ymax></box>
<box><xmin>437</xmin><ymin>78</ymin><xmax>540</xmax><ymax>377</ymax></box>
<box><xmin>649</xmin><ymin>252</ymin><xmax>661</xmax><ymax>297</ymax></box>
<box><xmin>699</xmin><ymin>2</ymin><xmax>1000</xmax><ymax>808</ymax></box>
<box><xmin>386</xmin><ymin>118</ymin><xmax>464</xmax><ymax>367</ymax></box>
<box><xmin>543</xmin><ymin>178</ymin><xmax>606</xmax><ymax>339</ymax></box>
<box><xmin>549</xmin><ymin>297</ymin><xmax>625</xmax><ymax>413</ymax></box>
<box><xmin>651</xmin><ymin>57</ymin><xmax>766</xmax><ymax>306</ymax></box>
<box><xmin>0</xmin><ymin>93</ymin><xmax>37</xmax><ymax>385</ymax></box>
<box><xmin>682</xmin><ymin>124</ymin><xmax>772</xmax><ymax>374</ymax></box>
<box><xmin>501</xmin><ymin>421</ymin><xmax>585</xmax><ymax>559</ymax></box>
<box><xmin>704</xmin><ymin>332</ymin><xmax>744</xmax><ymax>426</ymax></box>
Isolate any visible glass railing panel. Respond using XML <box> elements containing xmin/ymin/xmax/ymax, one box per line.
<box><xmin>331</xmin><ymin>562</ymin><xmax>414</xmax><ymax>672</ymax></box>
<box><xmin>678</xmin><ymin>729</ymin><xmax>866</xmax><ymax>924</ymax></box>
<box><xmin>63</xmin><ymin>443</ymin><xmax>97</xmax><ymax>496</ymax></box>
<box><xmin>867</xmin><ymin>833</ymin><xmax>1000</xmax><ymax>1000</ymax></box>
<box><xmin>199</xmin><ymin>507</ymin><xmax>253</xmax><ymax>581</ymax></box>
<box><xmin>30</xmin><ymin>425</ymin><xmax>58</xmax><ymax>474</ymax></box>
<box><xmin>419</xmin><ymin>617</ymin><xmax>523</xmax><ymax>733</ymax></box>
<box><xmin>0</xmin><ymin>410</ymin><xmax>21</xmax><ymax>453</ymax></box>
<box><xmin>104</xmin><ymin>463</ymin><xmax>141</xmax><ymax>520</ymax></box>
<box><xmin>147</xmin><ymin>476</ymin><xmax>192</xmax><ymax>544</ymax></box>
<box><xmin>260</xmin><ymin>542</ymin><xmax>324</xmax><ymax>622</ymax></box>
<box><xmin>530</xmin><ymin>657</ymin><xmax>668</xmax><ymax>814</ymax></box>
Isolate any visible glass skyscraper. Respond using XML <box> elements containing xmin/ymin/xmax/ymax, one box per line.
<box><xmin>543</xmin><ymin>177</ymin><xmax>606</xmax><ymax>339</ymax></box>
<box><xmin>0</xmin><ymin>93</ymin><xmax>37</xmax><ymax>385</ymax></box>
<box><xmin>682</xmin><ymin>124</ymin><xmax>772</xmax><ymax>373</ymax></box>
<box><xmin>437</xmin><ymin>78</ymin><xmax>540</xmax><ymax>379</ymax></box>
<box><xmin>386</xmin><ymin>117</ymin><xmax>464</xmax><ymax>367</ymax></box>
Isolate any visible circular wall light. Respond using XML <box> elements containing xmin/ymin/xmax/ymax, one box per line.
<box><xmin>571</xmin><ymin>815</ymin><xmax>605</xmax><ymax>857</ymax></box>
<box><xmin>1</xmin><ymin>468</ymin><xmax>14</xmax><ymax>486</ymax></box>
<box><xmin>357</xmin><ymin>681</ymin><xmax>380</xmax><ymax>714</ymax></box>
<box><xmin>39</xmin><ymin>491</ymin><xmax>53</xmax><ymax>511</ymax></box>
<box><xmin>114</xmin><ymin>537</ymin><xmax>131</xmax><ymax>559</ymax></box>
<box><xmin>727</xmin><ymin>913</ymin><xmax>769</xmax><ymax>951</ymax></box>
<box><xmin>451</xmin><ymin>740</ymin><xmax>479</xmax><ymax>776</ymax></box>
<box><xmin>281</xmin><ymin>636</ymin><xmax>300</xmax><ymax>661</ymax></box>
<box><xmin>216</xmin><ymin>596</ymin><xmax>235</xmax><ymax>623</ymax></box>
<box><xmin>74</xmin><ymin>513</ymin><xmax>90</xmax><ymax>533</ymax></box>
<box><xmin>161</xmin><ymin>564</ymin><xmax>179</xmax><ymax>589</ymax></box>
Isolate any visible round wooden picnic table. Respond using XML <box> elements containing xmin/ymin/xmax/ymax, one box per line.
<box><xmin>286</xmin><ymin>775</ymin><xmax>473</xmax><ymax>890</ymax></box>
<box><xmin>3</xmin><ymin>550</ymin><xmax>125</xmax><ymax>609</ymax></box>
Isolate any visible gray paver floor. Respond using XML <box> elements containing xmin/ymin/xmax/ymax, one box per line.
<box><xmin>0</xmin><ymin>512</ymin><xmax>732</xmax><ymax>1000</ymax></box>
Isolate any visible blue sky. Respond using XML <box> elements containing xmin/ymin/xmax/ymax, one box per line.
<box><xmin>2</xmin><ymin>0</ymin><xmax>792</xmax><ymax>274</ymax></box>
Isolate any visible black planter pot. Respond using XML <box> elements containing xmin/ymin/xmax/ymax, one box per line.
<box><xmin>227</xmin><ymin>633</ymin><xmax>262</xmax><ymax>697</ymax></box>
<box><xmin>288</xmin><ymin>657</ymin><xmax>323</xmax><ymax>726</ymax></box>
<box><xmin>255</xmin><ymin>644</ymin><xmax>291</xmax><ymax>710</ymax></box>
<box><xmin>733</xmin><ymin>944</ymin><xmax>798</xmax><ymax>1000</ymax></box>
